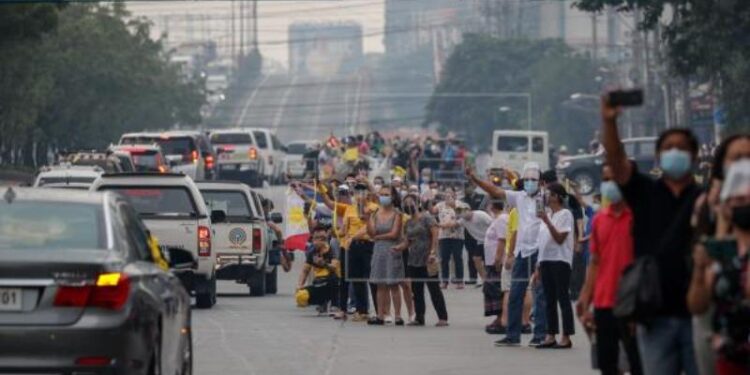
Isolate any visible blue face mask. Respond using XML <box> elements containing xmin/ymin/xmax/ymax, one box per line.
<box><xmin>523</xmin><ymin>180</ymin><xmax>539</xmax><ymax>195</ymax></box>
<box><xmin>659</xmin><ymin>148</ymin><xmax>692</xmax><ymax>179</ymax></box>
<box><xmin>600</xmin><ymin>181</ymin><xmax>622</xmax><ymax>204</ymax></box>
<box><xmin>379</xmin><ymin>196</ymin><xmax>392</xmax><ymax>206</ymax></box>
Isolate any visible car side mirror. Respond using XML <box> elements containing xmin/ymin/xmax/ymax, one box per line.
<box><xmin>270</xmin><ymin>212</ymin><xmax>283</xmax><ymax>224</ymax></box>
<box><xmin>168</xmin><ymin>248</ymin><xmax>196</xmax><ymax>270</ymax></box>
<box><xmin>211</xmin><ymin>210</ymin><xmax>227</xmax><ymax>223</ymax></box>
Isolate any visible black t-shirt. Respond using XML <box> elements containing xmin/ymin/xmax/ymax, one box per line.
<box><xmin>620</xmin><ymin>171</ymin><xmax>701</xmax><ymax>317</ymax></box>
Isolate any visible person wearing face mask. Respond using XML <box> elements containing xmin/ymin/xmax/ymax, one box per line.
<box><xmin>482</xmin><ymin>200</ymin><xmax>510</xmax><ymax>334</ymax></box>
<box><xmin>367</xmin><ymin>185</ymin><xmax>405</xmax><ymax>325</ymax></box>
<box><xmin>466</xmin><ymin>162</ymin><xmax>548</xmax><ymax>347</ymax></box>
<box><xmin>601</xmin><ymin>94</ymin><xmax>701</xmax><ymax>375</ymax></box>
<box><xmin>432</xmin><ymin>188</ymin><xmax>470</xmax><ymax>289</ymax></box>
<box><xmin>689</xmin><ymin>134</ymin><xmax>750</xmax><ymax>375</ymax></box>
<box><xmin>577</xmin><ymin>165</ymin><xmax>643</xmax><ymax>374</ymax></box>
<box><xmin>394</xmin><ymin>194</ymin><xmax>449</xmax><ymax>326</ymax></box>
<box><xmin>687</xmin><ymin>160</ymin><xmax>750</xmax><ymax>375</ymax></box>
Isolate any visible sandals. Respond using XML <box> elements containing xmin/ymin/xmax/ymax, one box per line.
<box><xmin>395</xmin><ymin>318</ymin><xmax>405</xmax><ymax>326</ymax></box>
<box><xmin>367</xmin><ymin>317</ymin><xmax>385</xmax><ymax>326</ymax></box>
<box><xmin>535</xmin><ymin>340</ymin><xmax>558</xmax><ymax>349</ymax></box>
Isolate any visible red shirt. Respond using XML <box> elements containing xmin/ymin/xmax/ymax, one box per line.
<box><xmin>590</xmin><ymin>206</ymin><xmax>634</xmax><ymax>309</ymax></box>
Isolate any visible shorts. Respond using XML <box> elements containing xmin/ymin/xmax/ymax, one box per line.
<box><xmin>464</xmin><ymin>234</ymin><xmax>484</xmax><ymax>258</ymax></box>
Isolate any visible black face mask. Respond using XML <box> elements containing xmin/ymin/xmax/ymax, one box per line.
<box><xmin>404</xmin><ymin>205</ymin><xmax>417</xmax><ymax>216</ymax></box>
<box><xmin>731</xmin><ymin>205</ymin><xmax>750</xmax><ymax>230</ymax></box>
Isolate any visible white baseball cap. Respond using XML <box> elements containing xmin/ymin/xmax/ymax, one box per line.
<box><xmin>522</xmin><ymin>162</ymin><xmax>541</xmax><ymax>180</ymax></box>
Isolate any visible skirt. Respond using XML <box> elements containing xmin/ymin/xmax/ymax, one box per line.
<box><xmin>370</xmin><ymin>239</ymin><xmax>404</xmax><ymax>285</ymax></box>
<box><xmin>483</xmin><ymin>266</ymin><xmax>503</xmax><ymax>317</ymax></box>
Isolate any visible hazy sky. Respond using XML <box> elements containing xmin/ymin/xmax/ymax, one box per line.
<box><xmin>126</xmin><ymin>1</ymin><xmax>385</xmax><ymax>67</ymax></box>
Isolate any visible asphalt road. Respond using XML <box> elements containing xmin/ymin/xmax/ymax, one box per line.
<box><xmin>232</xmin><ymin>73</ymin><xmax>369</xmax><ymax>143</ymax></box>
<box><xmin>191</xmin><ymin>186</ymin><xmax>596</xmax><ymax>375</ymax></box>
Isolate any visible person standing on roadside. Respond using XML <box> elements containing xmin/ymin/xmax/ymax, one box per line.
<box><xmin>600</xmin><ymin>94</ymin><xmax>701</xmax><ymax>375</ymax></box>
<box><xmin>433</xmin><ymin>188</ymin><xmax>470</xmax><ymax>289</ymax></box>
<box><xmin>395</xmin><ymin>194</ymin><xmax>449</xmax><ymax>327</ymax></box>
<box><xmin>463</xmin><ymin>182</ymin><xmax>488</xmax><ymax>285</ymax></box>
<box><xmin>577</xmin><ymin>164</ymin><xmax>643</xmax><ymax>375</ymax></box>
<box><xmin>466</xmin><ymin>162</ymin><xmax>547</xmax><ymax>347</ymax></box>
<box><xmin>482</xmin><ymin>199</ymin><xmax>509</xmax><ymax>334</ymax></box>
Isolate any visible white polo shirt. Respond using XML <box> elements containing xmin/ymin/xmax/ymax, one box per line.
<box><xmin>505</xmin><ymin>190</ymin><xmax>542</xmax><ymax>258</ymax></box>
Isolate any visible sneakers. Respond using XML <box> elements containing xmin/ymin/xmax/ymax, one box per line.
<box><xmin>521</xmin><ymin>324</ymin><xmax>532</xmax><ymax>334</ymax></box>
<box><xmin>528</xmin><ymin>337</ymin><xmax>544</xmax><ymax>347</ymax></box>
<box><xmin>494</xmin><ymin>337</ymin><xmax>520</xmax><ymax>347</ymax></box>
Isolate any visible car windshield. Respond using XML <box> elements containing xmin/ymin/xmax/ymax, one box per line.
<box><xmin>121</xmin><ymin>136</ymin><xmax>196</xmax><ymax>156</ymax></box>
<box><xmin>38</xmin><ymin>176</ymin><xmax>96</xmax><ymax>186</ymax></box>
<box><xmin>287</xmin><ymin>143</ymin><xmax>310</xmax><ymax>155</ymax></box>
<box><xmin>496</xmin><ymin>136</ymin><xmax>529</xmax><ymax>152</ymax></box>
<box><xmin>211</xmin><ymin>133</ymin><xmax>253</xmax><ymax>145</ymax></box>
<box><xmin>0</xmin><ymin>202</ymin><xmax>104</xmax><ymax>250</ymax></box>
<box><xmin>201</xmin><ymin>190</ymin><xmax>255</xmax><ymax>220</ymax></box>
<box><xmin>102</xmin><ymin>186</ymin><xmax>197</xmax><ymax>218</ymax></box>
<box><xmin>130</xmin><ymin>151</ymin><xmax>162</xmax><ymax>172</ymax></box>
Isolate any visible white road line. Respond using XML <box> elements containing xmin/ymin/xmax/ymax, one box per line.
<box><xmin>236</xmin><ymin>74</ymin><xmax>271</xmax><ymax>126</ymax></box>
<box><xmin>271</xmin><ymin>75</ymin><xmax>298</xmax><ymax>132</ymax></box>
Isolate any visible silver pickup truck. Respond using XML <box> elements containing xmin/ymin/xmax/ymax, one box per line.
<box><xmin>196</xmin><ymin>181</ymin><xmax>281</xmax><ymax>296</ymax></box>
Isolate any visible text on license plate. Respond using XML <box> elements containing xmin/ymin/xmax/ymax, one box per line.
<box><xmin>0</xmin><ymin>288</ymin><xmax>22</xmax><ymax>311</ymax></box>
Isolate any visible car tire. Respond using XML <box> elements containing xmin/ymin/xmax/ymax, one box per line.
<box><xmin>195</xmin><ymin>276</ymin><xmax>216</xmax><ymax>309</ymax></box>
<box><xmin>265</xmin><ymin>266</ymin><xmax>278</xmax><ymax>294</ymax></box>
<box><xmin>248</xmin><ymin>270</ymin><xmax>266</xmax><ymax>297</ymax></box>
<box><xmin>572</xmin><ymin>171</ymin><xmax>597</xmax><ymax>196</ymax></box>
<box><xmin>180</xmin><ymin>329</ymin><xmax>193</xmax><ymax>375</ymax></box>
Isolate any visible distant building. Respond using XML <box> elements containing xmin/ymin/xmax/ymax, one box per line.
<box><xmin>288</xmin><ymin>22</ymin><xmax>364</xmax><ymax>77</ymax></box>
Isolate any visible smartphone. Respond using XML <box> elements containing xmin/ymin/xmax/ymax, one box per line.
<box><xmin>608</xmin><ymin>89</ymin><xmax>643</xmax><ymax>107</ymax></box>
<box><xmin>703</xmin><ymin>238</ymin><xmax>737</xmax><ymax>263</ymax></box>
<box><xmin>535</xmin><ymin>196</ymin><xmax>545</xmax><ymax>214</ymax></box>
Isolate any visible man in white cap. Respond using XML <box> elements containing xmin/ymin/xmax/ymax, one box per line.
<box><xmin>466</xmin><ymin>162</ymin><xmax>547</xmax><ymax>347</ymax></box>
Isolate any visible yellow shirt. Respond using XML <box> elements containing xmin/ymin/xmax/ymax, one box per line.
<box><xmin>343</xmin><ymin>147</ymin><xmax>359</xmax><ymax>162</ymax></box>
<box><xmin>505</xmin><ymin>208</ymin><xmax>519</xmax><ymax>255</ymax></box>
<box><xmin>341</xmin><ymin>202</ymin><xmax>379</xmax><ymax>249</ymax></box>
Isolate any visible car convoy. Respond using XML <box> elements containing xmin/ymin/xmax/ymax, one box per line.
<box><xmin>0</xmin><ymin>127</ymin><xmax>304</xmax><ymax>374</ymax></box>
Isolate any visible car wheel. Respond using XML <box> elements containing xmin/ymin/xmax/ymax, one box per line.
<box><xmin>148</xmin><ymin>331</ymin><xmax>162</xmax><ymax>375</ymax></box>
<box><xmin>195</xmin><ymin>276</ymin><xmax>216</xmax><ymax>309</ymax></box>
<box><xmin>180</xmin><ymin>329</ymin><xmax>193</xmax><ymax>375</ymax></box>
<box><xmin>572</xmin><ymin>171</ymin><xmax>596</xmax><ymax>196</ymax></box>
<box><xmin>248</xmin><ymin>270</ymin><xmax>266</xmax><ymax>297</ymax></box>
<box><xmin>265</xmin><ymin>266</ymin><xmax>278</xmax><ymax>294</ymax></box>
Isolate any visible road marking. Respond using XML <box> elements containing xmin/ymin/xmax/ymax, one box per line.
<box><xmin>271</xmin><ymin>75</ymin><xmax>298</xmax><ymax>132</ymax></box>
<box><xmin>236</xmin><ymin>74</ymin><xmax>271</xmax><ymax>126</ymax></box>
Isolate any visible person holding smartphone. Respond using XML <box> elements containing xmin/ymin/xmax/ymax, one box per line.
<box><xmin>687</xmin><ymin>160</ymin><xmax>750</xmax><ymax>375</ymax></box>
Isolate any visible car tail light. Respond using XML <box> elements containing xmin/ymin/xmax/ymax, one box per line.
<box><xmin>248</xmin><ymin>148</ymin><xmax>258</xmax><ymax>160</ymax></box>
<box><xmin>75</xmin><ymin>356</ymin><xmax>112</xmax><ymax>366</ymax></box>
<box><xmin>198</xmin><ymin>225</ymin><xmax>211</xmax><ymax>257</ymax></box>
<box><xmin>205</xmin><ymin>154</ymin><xmax>215</xmax><ymax>169</ymax></box>
<box><xmin>252</xmin><ymin>228</ymin><xmax>262</xmax><ymax>253</ymax></box>
<box><xmin>54</xmin><ymin>273</ymin><xmax>130</xmax><ymax>310</ymax></box>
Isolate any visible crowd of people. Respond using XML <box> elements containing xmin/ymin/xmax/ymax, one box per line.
<box><xmin>289</xmin><ymin>96</ymin><xmax>749</xmax><ymax>375</ymax></box>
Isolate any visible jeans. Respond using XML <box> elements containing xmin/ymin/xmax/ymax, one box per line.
<box><xmin>506</xmin><ymin>252</ymin><xmax>546</xmax><ymax>342</ymax></box>
<box><xmin>595</xmin><ymin>308</ymin><xmax>643</xmax><ymax>375</ymax></box>
<box><xmin>339</xmin><ymin>240</ymin><xmax>378</xmax><ymax>315</ymax></box>
<box><xmin>407</xmin><ymin>266</ymin><xmax>448</xmax><ymax>322</ymax></box>
<box><xmin>439</xmin><ymin>239</ymin><xmax>464</xmax><ymax>283</ymax></box>
<box><xmin>637</xmin><ymin>317</ymin><xmax>698</xmax><ymax>375</ymax></box>
<box><xmin>539</xmin><ymin>261</ymin><xmax>575</xmax><ymax>336</ymax></box>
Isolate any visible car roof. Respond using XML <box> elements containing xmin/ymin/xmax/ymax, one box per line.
<box><xmin>195</xmin><ymin>180</ymin><xmax>253</xmax><ymax>192</ymax></box>
<box><xmin>110</xmin><ymin>144</ymin><xmax>162</xmax><ymax>152</ymax></box>
<box><xmin>121</xmin><ymin>130</ymin><xmax>202</xmax><ymax>138</ymax></box>
<box><xmin>208</xmin><ymin>128</ymin><xmax>253</xmax><ymax>135</ymax></box>
<box><xmin>37</xmin><ymin>165</ymin><xmax>104</xmax><ymax>178</ymax></box>
<box><xmin>2</xmin><ymin>186</ymin><xmax>108</xmax><ymax>205</ymax></box>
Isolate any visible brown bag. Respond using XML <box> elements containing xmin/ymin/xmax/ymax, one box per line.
<box><xmin>427</xmin><ymin>257</ymin><xmax>440</xmax><ymax>276</ymax></box>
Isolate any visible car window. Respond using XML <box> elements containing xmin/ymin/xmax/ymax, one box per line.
<box><xmin>0</xmin><ymin>202</ymin><xmax>105</xmax><ymax>250</ymax></box>
<box><xmin>202</xmin><ymin>190</ymin><xmax>255</xmax><ymax>220</ymax></box>
<box><xmin>496</xmin><ymin>136</ymin><xmax>528</xmax><ymax>152</ymax></box>
<box><xmin>100</xmin><ymin>186</ymin><xmax>198</xmax><ymax>218</ymax></box>
<box><xmin>130</xmin><ymin>151</ymin><xmax>163</xmax><ymax>172</ymax></box>
<box><xmin>287</xmin><ymin>143</ymin><xmax>309</xmax><ymax>155</ymax></box>
<box><xmin>272</xmin><ymin>135</ymin><xmax>282</xmax><ymax>150</ymax></box>
<box><xmin>211</xmin><ymin>133</ymin><xmax>253</xmax><ymax>145</ymax></box>
<box><xmin>253</xmin><ymin>131</ymin><xmax>269</xmax><ymax>149</ymax></box>
<box><xmin>116</xmin><ymin>155</ymin><xmax>135</xmax><ymax>172</ymax></box>
<box><xmin>532</xmin><ymin>137</ymin><xmax>544</xmax><ymax>153</ymax></box>
<box><xmin>250</xmin><ymin>191</ymin><xmax>265</xmax><ymax>217</ymax></box>
<box><xmin>156</xmin><ymin>137</ymin><xmax>197</xmax><ymax>156</ymax></box>
<box><xmin>119</xmin><ymin>202</ymin><xmax>151</xmax><ymax>261</ymax></box>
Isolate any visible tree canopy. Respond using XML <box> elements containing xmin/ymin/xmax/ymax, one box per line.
<box><xmin>425</xmin><ymin>35</ymin><xmax>605</xmax><ymax>151</ymax></box>
<box><xmin>0</xmin><ymin>3</ymin><xmax>204</xmax><ymax>166</ymax></box>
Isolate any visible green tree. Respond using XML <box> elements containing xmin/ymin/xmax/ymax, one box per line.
<box><xmin>574</xmin><ymin>0</ymin><xmax>750</xmax><ymax>134</ymax></box>
<box><xmin>425</xmin><ymin>35</ymin><xmax>605</xmax><ymax>150</ymax></box>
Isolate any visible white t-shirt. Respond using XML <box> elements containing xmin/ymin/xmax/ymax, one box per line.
<box><xmin>537</xmin><ymin>209</ymin><xmax>574</xmax><ymax>265</ymax></box>
<box><xmin>459</xmin><ymin>210</ymin><xmax>493</xmax><ymax>244</ymax></box>
<box><xmin>505</xmin><ymin>190</ymin><xmax>542</xmax><ymax>258</ymax></box>
<box><xmin>483</xmin><ymin>213</ymin><xmax>508</xmax><ymax>265</ymax></box>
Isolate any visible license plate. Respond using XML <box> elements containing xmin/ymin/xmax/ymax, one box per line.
<box><xmin>0</xmin><ymin>288</ymin><xmax>22</xmax><ymax>311</ymax></box>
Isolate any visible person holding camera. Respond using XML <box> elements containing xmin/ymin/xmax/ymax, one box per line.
<box><xmin>600</xmin><ymin>93</ymin><xmax>701</xmax><ymax>375</ymax></box>
<box><xmin>296</xmin><ymin>226</ymin><xmax>340</xmax><ymax>313</ymax></box>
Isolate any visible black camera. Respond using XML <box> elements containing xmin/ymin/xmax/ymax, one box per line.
<box><xmin>608</xmin><ymin>89</ymin><xmax>643</xmax><ymax>107</ymax></box>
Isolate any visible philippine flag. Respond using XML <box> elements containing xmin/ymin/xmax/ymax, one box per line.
<box><xmin>284</xmin><ymin>189</ymin><xmax>309</xmax><ymax>251</ymax></box>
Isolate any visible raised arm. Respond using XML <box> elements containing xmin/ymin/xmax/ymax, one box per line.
<box><xmin>601</xmin><ymin>95</ymin><xmax>633</xmax><ymax>185</ymax></box>
<box><xmin>466</xmin><ymin>167</ymin><xmax>506</xmax><ymax>199</ymax></box>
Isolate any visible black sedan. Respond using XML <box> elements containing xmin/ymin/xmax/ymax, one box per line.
<box><xmin>0</xmin><ymin>187</ymin><xmax>192</xmax><ymax>375</ymax></box>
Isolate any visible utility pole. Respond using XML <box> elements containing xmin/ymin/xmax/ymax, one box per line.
<box><xmin>252</xmin><ymin>0</ymin><xmax>258</xmax><ymax>51</ymax></box>
<box><xmin>591</xmin><ymin>13</ymin><xmax>598</xmax><ymax>59</ymax></box>
<box><xmin>239</xmin><ymin>0</ymin><xmax>245</xmax><ymax>58</ymax></box>
<box><xmin>231</xmin><ymin>1</ymin><xmax>236</xmax><ymax>64</ymax></box>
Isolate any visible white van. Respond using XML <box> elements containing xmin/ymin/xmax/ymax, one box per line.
<box><xmin>490</xmin><ymin>130</ymin><xmax>550</xmax><ymax>173</ymax></box>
